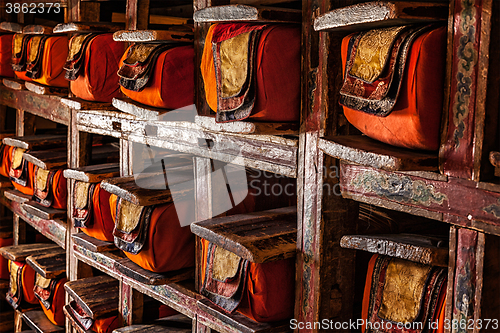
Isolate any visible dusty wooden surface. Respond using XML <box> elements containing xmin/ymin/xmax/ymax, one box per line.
<box><xmin>63</xmin><ymin>305</ymin><xmax>96</xmax><ymax>333</ymax></box>
<box><xmin>22</xmin><ymin>201</ymin><xmax>67</xmax><ymax>220</ymax></box>
<box><xmin>71</xmin><ymin>233</ymin><xmax>116</xmax><ymax>253</ymax></box>
<box><xmin>2</xmin><ymin>79</ymin><xmax>25</xmax><ymax>91</ymax></box>
<box><xmin>65</xmin><ymin>275</ymin><xmax>119</xmax><ymax>319</ymax></box>
<box><xmin>53</xmin><ymin>22</ymin><xmax>124</xmax><ymax>33</ymax></box>
<box><xmin>114</xmin><ymin>258</ymin><xmax>194</xmax><ymax>286</ymax></box>
<box><xmin>112</xmin><ymin>27</ymin><xmax>194</xmax><ymax>43</ymax></box>
<box><xmin>191</xmin><ymin>206</ymin><xmax>297</xmax><ymax>263</ymax></box>
<box><xmin>22</xmin><ymin>310</ymin><xmax>64</xmax><ymax>333</ymax></box>
<box><xmin>63</xmin><ymin>163</ymin><xmax>120</xmax><ymax>183</ymax></box>
<box><xmin>111</xmin><ymin>98</ymin><xmax>182</xmax><ymax>121</ymax></box>
<box><xmin>193</xmin><ymin>4</ymin><xmax>301</xmax><ymax>23</ymax></box>
<box><xmin>314</xmin><ymin>1</ymin><xmax>448</xmax><ymax>32</ymax></box>
<box><xmin>3</xmin><ymin>135</ymin><xmax>67</xmax><ymax>150</ymax></box>
<box><xmin>26</xmin><ymin>249</ymin><xmax>66</xmax><ymax>279</ymax></box>
<box><xmin>24</xmin><ymin>82</ymin><xmax>68</xmax><ymax>96</ymax></box>
<box><xmin>340</xmin><ymin>234</ymin><xmax>449</xmax><ymax>266</ymax></box>
<box><xmin>0</xmin><ymin>21</ymin><xmax>23</xmax><ymax>33</ymax></box>
<box><xmin>0</xmin><ymin>243</ymin><xmax>60</xmax><ymax>262</ymax></box>
<box><xmin>22</xmin><ymin>25</ymin><xmax>54</xmax><ymax>34</ymax></box>
<box><xmin>195</xmin><ymin>116</ymin><xmax>299</xmax><ymax>136</ymax></box>
<box><xmin>61</xmin><ymin>97</ymin><xmax>115</xmax><ymax>111</ymax></box>
<box><xmin>319</xmin><ymin>136</ymin><xmax>438</xmax><ymax>172</ymax></box>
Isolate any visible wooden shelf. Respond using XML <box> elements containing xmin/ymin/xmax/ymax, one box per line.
<box><xmin>72</xmin><ymin>233</ymin><xmax>115</xmax><ymax>253</ymax></box>
<box><xmin>53</xmin><ymin>22</ymin><xmax>124</xmax><ymax>33</ymax></box>
<box><xmin>3</xmin><ymin>135</ymin><xmax>67</xmax><ymax>150</ymax></box>
<box><xmin>4</xmin><ymin>189</ymin><xmax>32</xmax><ymax>204</ymax></box>
<box><xmin>22</xmin><ymin>201</ymin><xmax>66</xmax><ymax>220</ymax></box>
<box><xmin>77</xmin><ymin>110</ymin><xmax>298</xmax><ymax>177</ymax></box>
<box><xmin>113</xmin><ymin>315</ymin><xmax>192</xmax><ymax>332</ymax></box>
<box><xmin>0</xmin><ymin>22</ymin><xmax>23</xmax><ymax>33</ymax></box>
<box><xmin>22</xmin><ymin>25</ymin><xmax>54</xmax><ymax>35</ymax></box>
<box><xmin>319</xmin><ymin>135</ymin><xmax>438</xmax><ymax>172</ymax></box>
<box><xmin>113</xmin><ymin>27</ymin><xmax>194</xmax><ymax>43</ymax></box>
<box><xmin>10</xmin><ymin>201</ymin><xmax>67</xmax><ymax>248</ymax></box>
<box><xmin>65</xmin><ymin>275</ymin><xmax>119</xmax><ymax>319</ymax></box>
<box><xmin>191</xmin><ymin>206</ymin><xmax>297</xmax><ymax>263</ymax></box>
<box><xmin>3</xmin><ymin>78</ymin><xmax>25</xmax><ymax>91</ymax></box>
<box><xmin>26</xmin><ymin>249</ymin><xmax>66</xmax><ymax>279</ymax></box>
<box><xmin>22</xmin><ymin>310</ymin><xmax>64</xmax><ymax>333</ymax></box>
<box><xmin>313</xmin><ymin>1</ymin><xmax>448</xmax><ymax>32</ymax></box>
<box><xmin>193</xmin><ymin>4</ymin><xmax>301</xmax><ymax>23</ymax></box>
<box><xmin>112</xmin><ymin>98</ymin><xmax>194</xmax><ymax>121</ymax></box>
<box><xmin>195</xmin><ymin>116</ymin><xmax>299</xmax><ymax>136</ymax></box>
<box><xmin>63</xmin><ymin>163</ymin><xmax>120</xmax><ymax>183</ymax></box>
<box><xmin>0</xmin><ymin>243</ymin><xmax>60</xmax><ymax>262</ymax></box>
<box><xmin>60</xmin><ymin>97</ymin><xmax>115</xmax><ymax>111</ymax></box>
<box><xmin>22</xmin><ymin>149</ymin><xmax>67</xmax><ymax>170</ymax></box>
<box><xmin>340</xmin><ymin>234</ymin><xmax>448</xmax><ymax>267</ymax></box>
<box><xmin>63</xmin><ymin>305</ymin><xmax>96</xmax><ymax>333</ymax></box>
<box><xmin>24</xmin><ymin>82</ymin><xmax>68</xmax><ymax>96</ymax></box>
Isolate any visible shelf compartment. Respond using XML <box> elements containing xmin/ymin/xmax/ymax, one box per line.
<box><xmin>63</xmin><ymin>305</ymin><xmax>96</xmax><ymax>333</ymax></box>
<box><xmin>22</xmin><ymin>201</ymin><xmax>66</xmax><ymax>220</ymax></box>
<box><xmin>0</xmin><ymin>243</ymin><xmax>60</xmax><ymax>262</ymax></box>
<box><xmin>3</xmin><ymin>135</ymin><xmax>67</xmax><ymax>151</ymax></box>
<box><xmin>10</xmin><ymin>201</ymin><xmax>67</xmax><ymax>248</ymax></box>
<box><xmin>22</xmin><ymin>310</ymin><xmax>64</xmax><ymax>333</ymax></box>
<box><xmin>64</xmin><ymin>275</ymin><xmax>119</xmax><ymax>320</ymax></box>
<box><xmin>53</xmin><ymin>22</ymin><xmax>124</xmax><ymax>34</ymax></box>
<box><xmin>0</xmin><ymin>217</ymin><xmax>13</xmax><ymax>239</ymax></box>
<box><xmin>63</xmin><ymin>163</ymin><xmax>120</xmax><ymax>183</ymax></box>
<box><xmin>4</xmin><ymin>189</ymin><xmax>32</xmax><ymax>204</ymax></box>
<box><xmin>340</xmin><ymin>234</ymin><xmax>448</xmax><ymax>266</ymax></box>
<box><xmin>319</xmin><ymin>136</ymin><xmax>438</xmax><ymax>172</ymax></box>
<box><xmin>77</xmin><ymin>110</ymin><xmax>298</xmax><ymax>178</ymax></box>
<box><xmin>22</xmin><ymin>25</ymin><xmax>54</xmax><ymax>35</ymax></box>
<box><xmin>191</xmin><ymin>206</ymin><xmax>297</xmax><ymax>263</ymax></box>
<box><xmin>113</xmin><ymin>27</ymin><xmax>194</xmax><ymax>43</ymax></box>
<box><xmin>26</xmin><ymin>249</ymin><xmax>66</xmax><ymax>279</ymax></box>
<box><xmin>314</xmin><ymin>1</ymin><xmax>448</xmax><ymax>33</ymax></box>
<box><xmin>0</xmin><ymin>22</ymin><xmax>23</xmax><ymax>33</ymax></box>
<box><xmin>194</xmin><ymin>5</ymin><xmax>301</xmax><ymax>23</ymax></box>
<box><xmin>24</xmin><ymin>82</ymin><xmax>68</xmax><ymax>96</ymax></box>
<box><xmin>195</xmin><ymin>116</ymin><xmax>299</xmax><ymax>136</ymax></box>
<box><xmin>2</xmin><ymin>78</ymin><xmax>25</xmax><ymax>90</ymax></box>
<box><xmin>72</xmin><ymin>233</ymin><xmax>115</xmax><ymax>253</ymax></box>
<box><xmin>0</xmin><ymin>175</ymin><xmax>12</xmax><ymax>189</ymax></box>
<box><xmin>61</xmin><ymin>97</ymin><xmax>115</xmax><ymax>111</ymax></box>
<box><xmin>112</xmin><ymin>98</ymin><xmax>194</xmax><ymax>122</ymax></box>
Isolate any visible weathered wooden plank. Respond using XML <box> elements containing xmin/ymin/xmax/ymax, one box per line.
<box><xmin>26</xmin><ymin>250</ymin><xmax>66</xmax><ymax>279</ymax></box>
<box><xmin>195</xmin><ymin>116</ymin><xmax>299</xmax><ymax>136</ymax></box>
<box><xmin>114</xmin><ymin>257</ymin><xmax>194</xmax><ymax>286</ymax></box>
<box><xmin>65</xmin><ymin>275</ymin><xmax>119</xmax><ymax>319</ymax></box>
<box><xmin>112</xmin><ymin>27</ymin><xmax>194</xmax><ymax>43</ymax></box>
<box><xmin>3</xmin><ymin>135</ymin><xmax>67</xmax><ymax>150</ymax></box>
<box><xmin>0</xmin><ymin>22</ymin><xmax>23</xmax><ymax>33</ymax></box>
<box><xmin>113</xmin><ymin>325</ymin><xmax>191</xmax><ymax>332</ymax></box>
<box><xmin>319</xmin><ymin>136</ymin><xmax>438</xmax><ymax>172</ymax></box>
<box><xmin>191</xmin><ymin>206</ymin><xmax>297</xmax><ymax>263</ymax></box>
<box><xmin>119</xmin><ymin>281</ymin><xmax>143</xmax><ymax>325</ymax></box>
<box><xmin>22</xmin><ymin>310</ymin><xmax>64</xmax><ymax>333</ymax></box>
<box><xmin>72</xmin><ymin>233</ymin><xmax>116</xmax><ymax>253</ymax></box>
<box><xmin>111</xmin><ymin>98</ymin><xmax>191</xmax><ymax>121</ymax></box>
<box><xmin>61</xmin><ymin>97</ymin><xmax>115</xmax><ymax>111</ymax></box>
<box><xmin>63</xmin><ymin>305</ymin><xmax>96</xmax><ymax>333</ymax></box>
<box><xmin>314</xmin><ymin>1</ymin><xmax>448</xmax><ymax>32</ymax></box>
<box><xmin>22</xmin><ymin>149</ymin><xmax>67</xmax><ymax>170</ymax></box>
<box><xmin>0</xmin><ymin>243</ymin><xmax>60</xmax><ymax>262</ymax></box>
<box><xmin>24</xmin><ymin>82</ymin><xmax>68</xmax><ymax>96</ymax></box>
<box><xmin>53</xmin><ymin>22</ymin><xmax>124</xmax><ymax>33</ymax></box>
<box><xmin>15</xmin><ymin>90</ymin><xmax>70</xmax><ymax>125</ymax></box>
<box><xmin>2</xmin><ymin>78</ymin><xmax>25</xmax><ymax>91</ymax></box>
<box><xmin>194</xmin><ymin>4</ymin><xmax>301</xmax><ymax>23</ymax></box>
<box><xmin>22</xmin><ymin>25</ymin><xmax>54</xmax><ymax>35</ymax></box>
<box><xmin>22</xmin><ymin>201</ymin><xmax>66</xmax><ymax>220</ymax></box>
<box><xmin>63</xmin><ymin>163</ymin><xmax>120</xmax><ymax>183</ymax></box>
<box><xmin>340</xmin><ymin>234</ymin><xmax>449</xmax><ymax>267</ymax></box>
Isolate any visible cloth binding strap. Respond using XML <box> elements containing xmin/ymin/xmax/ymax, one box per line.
<box><xmin>25</xmin><ymin>35</ymin><xmax>48</xmax><ymax>79</ymax></box>
<box><xmin>33</xmin><ymin>167</ymin><xmax>56</xmax><ymax>207</ymax></box>
<box><xmin>11</xmin><ymin>34</ymin><xmax>31</xmax><ymax>71</ymax></box>
<box><xmin>33</xmin><ymin>273</ymin><xmax>57</xmax><ymax>310</ymax></box>
<box><xmin>113</xmin><ymin>198</ymin><xmax>153</xmax><ymax>255</ymax></box>
<box><xmin>201</xmin><ymin>242</ymin><xmax>249</xmax><ymax>313</ymax></box>
<box><xmin>340</xmin><ymin>25</ymin><xmax>434</xmax><ymax>116</ymax></box>
<box><xmin>64</xmin><ymin>33</ymin><xmax>98</xmax><ymax>81</ymax></box>
<box><xmin>73</xmin><ymin>181</ymin><xmax>96</xmax><ymax>228</ymax></box>
<box><xmin>118</xmin><ymin>43</ymin><xmax>175</xmax><ymax>92</ymax></box>
<box><xmin>9</xmin><ymin>147</ymin><xmax>28</xmax><ymax>187</ymax></box>
<box><xmin>69</xmin><ymin>300</ymin><xmax>94</xmax><ymax>330</ymax></box>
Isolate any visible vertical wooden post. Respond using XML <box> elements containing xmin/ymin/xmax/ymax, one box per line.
<box><xmin>120</xmin><ymin>139</ymin><xmax>130</xmax><ymax>177</ymax></box>
<box><xmin>125</xmin><ymin>0</ymin><xmax>150</xmax><ymax>30</ymax></box>
<box><xmin>12</xmin><ymin>215</ymin><xmax>25</xmax><ymax>246</ymax></box>
<box><xmin>15</xmin><ymin>109</ymin><xmax>35</xmax><ymax>137</ymax></box>
<box><xmin>446</xmin><ymin>226</ymin><xmax>458</xmax><ymax>333</ymax></box>
<box><xmin>119</xmin><ymin>281</ymin><xmax>144</xmax><ymax>326</ymax></box>
<box><xmin>193</xmin><ymin>316</ymin><xmax>211</xmax><ymax>333</ymax></box>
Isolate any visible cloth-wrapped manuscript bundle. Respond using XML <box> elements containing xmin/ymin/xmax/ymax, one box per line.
<box><xmin>33</xmin><ymin>166</ymin><xmax>67</xmax><ymax>210</ymax></box>
<box><xmin>6</xmin><ymin>260</ymin><xmax>38</xmax><ymax>309</ymax></box>
<box><xmin>33</xmin><ymin>273</ymin><xmax>67</xmax><ymax>326</ymax></box>
<box><xmin>0</xmin><ymin>33</ymin><xmax>15</xmax><ymax>77</ymax></box>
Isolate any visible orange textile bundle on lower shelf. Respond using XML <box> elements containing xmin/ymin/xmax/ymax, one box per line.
<box><xmin>0</xmin><ymin>34</ymin><xmax>14</xmax><ymax>77</ymax></box>
<box><xmin>9</xmin><ymin>147</ymin><xmax>35</xmax><ymax>196</ymax></box>
<box><xmin>200</xmin><ymin>239</ymin><xmax>295</xmax><ymax>322</ymax></box>
<box><xmin>201</xmin><ymin>23</ymin><xmax>300</xmax><ymax>123</ymax></box>
<box><xmin>0</xmin><ymin>144</ymin><xmax>13</xmax><ymax>178</ymax></box>
<box><xmin>33</xmin><ymin>167</ymin><xmax>67</xmax><ymax>210</ymax></box>
<box><xmin>34</xmin><ymin>274</ymin><xmax>67</xmax><ymax>326</ymax></box>
<box><xmin>68</xmin><ymin>300</ymin><xmax>121</xmax><ymax>333</ymax></box>
<box><xmin>64</xmin><ymin>33</ymin><xmax>126</xmax><ymax>102</ymax></box>
<box><xmin>6</xmin><ymin>260</ymin><xmax>38</xmax><ymax>309</ymax></box>
<box><xmin>12</xmin><ymin>33</ymin><xmax>32</xmax><ymax>82</ymax></box>
<box><xmin>340</xmin><ymin>25</ymin><xmax>446</xmax><ymax>150</ymax></box>
<box><xmin>118</xmin><ymin>44</ymin><xmax>194</xmax><ymax>109</ymax></box>
<box><xmin>361</xmin><ymin>255</ymin><xmax>446</xmax><ymax>333</ymax></box>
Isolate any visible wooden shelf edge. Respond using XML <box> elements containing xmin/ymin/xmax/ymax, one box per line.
<box><xmin>3</xmin><ymin>78</ymin><xmax>25</xmax><ymax>90</ymax></box>
<box><xmin>53</xmin><ymin>22</ymin><xmax>124</xmax><ymax>33</ymax></box>
<box><xmin>0</xmin><ymin>22</ymin><xmax>23</xmax><ymax>33</ymax></box>
<box><xmin>61</xmin><ymin>97</ymin><xmax>114</xmax><ymax>111</ymax></box>
<box><xmin>195</xmin><ymin>116</ymin><xmax>299</xmax><ymax>136</ymax></box>
<box><xmin>63</xmin><ymin>305</ymin><xmax>96</xmax><ymax>333</ymax></box>
<box><xmin>22</xmin><ymin>201</ymin><xmax>66</xmax><ymax>220</ymax></box>
<box><xmin>24</xmin><ymin>82</ymin><xmax>68</xmax><ymax>96</ymax></box>
<box><xmin>63</xmin><ymin>163</ymin><xmax>120</xmax><ymax>183</ymax></box>
<box><xmin>112</xmin><ymin>29</ymin><xmax>194</xmax><ymax>43</ymax></box>
<box><xmin>194</xmin><ymin>4</ymin><xmax>301</xmax><ymax>23</ymax></box>
<box><xmin>0</xmin><ymin>243</ymin><xmax>60</xmax><ymax>262</ymax></box>
<box><xmin>26</xmin><ymin>250</ymin><xmax>66</xmax><ymax>279</ymax></box>
<box><xmin>22</xmin><ymin>310</ymin><xmax>64</xmax><ymax>333</ymax></box>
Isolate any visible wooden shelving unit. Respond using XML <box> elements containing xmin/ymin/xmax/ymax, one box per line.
<box><xmin>0</xmin><ymin>0</ymin><xmax>497</xmax><ymax>332</ymax></box>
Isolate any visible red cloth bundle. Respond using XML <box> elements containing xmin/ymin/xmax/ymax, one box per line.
<box><xmin>340</xmin><ymin>26</ymin><xmax>446</xmax><ymax>150</ymax></box>
<box><xmin>0</xmin><ymin>34</ymin><xmax>15</xmax><ymax>77</ymax></box>
<box><xmin>65</xmin><ymin>33</ymin><xmax>125</xmax><ymax>102</ymax></box>
<box><xmin>201</xmin><ymin>23</ymin><xmax>300</xmax><ymax>123</ymax></box>
<box><xmin>6</xmin><ymin>260</ymin><xmax>38</xmax><ymax>309</ymax></box>
<box><xmin>34</xmin><ymin>167</ymin><xmax>67</xmax><ymax>210</ymax></box>
<box><xmin>0</xmin><ymin>237</ymin><xmax>13</xmax><ymax>280</ymax></box>
<box><xmin>9</xmin><ymin>147</ymin><xmax>35</xmax><ymax>196</ymax></box>
<box><xmin>118</xmin><ymin>45</ymin><xmax>194</xmax><ymax>109</ymax></box>
<box><xmin>34</xmin><ymin>274</ymin><xmax>67</xmax><ymax>326</ymax></box>
<box><xmin>0</xmin><ymin>144</ymin><xmax>13</xmax><ymax>178</ymax></box>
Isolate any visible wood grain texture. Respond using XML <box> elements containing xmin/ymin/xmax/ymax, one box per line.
<box><xmin>61</xmin><ymin>97</ymin><xmax>114</xmax><ymax>111</ymax></box>
<box><xmin>22</xmin><ymin>310</ymin><xmax>64</xmax><ymax>333</ymax></box>
<box><xmin>2</xmin><ymin>78</ymin><xmax>25</xmax><ymax>91</ymax></box>
<box><xmin>112</xmin><ymin>27</ymin><xmax>194</xmax><ymax>43</ymax></box>
<box><xmin>22</xmin><ymin>25</ymin><xmax>54</xmax><ymax>35</ymax></box>
<box><xmin>195</xmin><ymin>116</ymin><xmax>299</xmax><ymax>136</ymax></box>
<box><xmin>3</xmin><ymin>135</ymin><xmax>67</xmax><ymax>150</ymax></box>
<box><xmin>191</xmin><ymin>206</ymin><xmax>297</xmax><ymax>263</ymax></box>
<box><xmin>63</xmin><ymin>163</ymin><xmax>120</xmax><ymax>183</ymax></box>
<box><xmin>26</xmin><ymin>249</ymin><xmax>66</xmax><ymax>279</ymax></box>
<box><xmin>193</xmin><ymin>4</ymin><xmax>301</xmax><ymax>23</ymax></box>
<box><xmin>111</xmin><ymin>98</ymin><xmax>188</xmax><ymax>121</ymax></box>
<box><xmin>65</xmin><ymin>275</ymin><xmax>119</xmax><ymax>319</ymax></box>
<box><xmin>0</xmin><ymin>243</ymin><xmax>60</xmax><ymax>262</ymax></box>
<box><xmin>319</xmin><ymin>136</ymin><xmax>438</xmax><ymax>172</ymax></box>
<box><xmin>0</xmin><ymin>21</ymin><xmax>23</xmax><ymax>33</ymax></box>
<box><xmin>53</xmin><ymin>22</ymin><xmax>124</xmax><ymax>33</ymax></box>
<box><xmin>22</xmin><ymin>201</ymin><xmax>66</xmax><ymax>220</ymax></box>
<box><xmin>24</xmin><ymin>82</ymin><xmax>68</xmax><ymax>96</ymax></box>
<box><xmin>314</xmin><ymin>1</ymin><xmax>448</xmax><ymax>32</ymax></box>
<box><xmin>71</xmin><ymin>233</ymin><xmax>115</xmax><ymax>253</ymax></box>
<box><xmin>340</xmin><ymin>234</ymin><xmax>449</xmax><ymax>266</ymax></box>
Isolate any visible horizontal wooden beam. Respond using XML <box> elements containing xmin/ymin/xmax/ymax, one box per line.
<box><xmin>22</xmin><ymin>310</ymin><xmax>64</xmax><ymax>333</ymax></box>
<box><xmin>0</xmin><ymin>22</ymin><xmax>23</xmax><ymax>33</ymax></box>
<box><xmin>53</xmin><ymin>22</ymin><xmax>124</xmax><ymax>33</ymax></box>
<box><xmin>195</xmin><ymin>116</ymin><xmax>299</xmax><ymax>136</ymax></box>
<box><xmin>63</xmin><ymin>163</ymin><xmax>120</xmax><ymax>183</ymax></box>
<box><xmin>3</xmin><ymin>135</ymin><xmax>67</xmax><ymax>150</ymax></box>
<box><xmin>22</xmin><ymin>25</ymin><xmax>54</xmax><ymax>35</ymax></box>
<box><xmin>113</xmin><ymin>27</ymin><xmax>194</xmax><ymax>43</ymax></box>
<box><xmin>24</xmin><ymin>82</ymin><xmax>68</xmax><ymax>96</ymax></box>
<box><xmin>194</xmin><ymin>4</ymin><xmax>301</xmax><ymax>23</ymax></box>
<box><xmin>0</xmin><ymin>243</ymin><xmax>60</xmax><ymax>262</ymax></box>
<box><xmin>26</xmin><ymin>249</ymin><xmax>66</xmax><ymax>279</ymax></box>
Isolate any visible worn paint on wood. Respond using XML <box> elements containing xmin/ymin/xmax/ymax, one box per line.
<box><xmin>0</xmin><ymin>242</ymin><xmax>60</xmax><ymax>261</ymax></box>
<box><xmin>195</xmin><ymin>116</ymin><xmax>299</xmax><ymax>136</ymax></box>
<box><xmin>113</xmin><ymin>28</ymin><xmax>194</xmax><ymax>43</ymax></box>
<box><xmin>22</xmin><ymin>310</ymin><xmax>64</xmax><ymax>332</ymax></box>
<box><xmin>63</xmin><ymin>163</ymin><xmax>120</xmax><ymax>183</ymax></box>
<box><xmin>194</xmin><ymin>4</ymin><xmax>301</xmax><ymax>23</ymax></box>
<box><xmin>26</xmin><ymin>249</ymin><xmax>66</xmax><ymax>279</ymax></box>
<box><xmin>53</xmin><ymin>22</ymin><xmax>124</xmax><ymax>33</ymax></box>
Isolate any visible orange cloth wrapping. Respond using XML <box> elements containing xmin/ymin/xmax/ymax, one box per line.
<box><xmin>201</xmin><ymin>24</ymin><xmax>300</xmax><ymax>123</ymax></box>
<box><xmin>81</xmin><ymin>183</ymin><xmax>115</xmax><ymax>242</ymax></box>
<box><xmin>200</xmin><ymin>239</ymin><xmax>295</xmax><ymax>322</ymax></box>
<box><xmin>0</xmin><ymin>237</ymin><xmax>13</xmax><ymax>280</ymax></box>
<box><xmin>0</xmin><ymin>34</ymin><xmax>15</xmax><ymax>77</ymax></box>
<box><xmin>8</xmin><ymin>260</ymin><xmax>38</xmax><ymax>305</ymax></box>
<box><xmin>91</xmin><ymin>316</ymin><xmax>120</xmax><ymax>333</ymax></box>
<box><xmin>34</xmin><ymin>167</ymin><xmax>67</xmax><ymax>209</ymax></box>
<box><xmin>10</xmin><ymin>159</ymin><xmax>36</xmax><ymax>196</ymax></box>
<box><xmin>109</xmin><ymin>195</ymin><xmax>195</xmax><ymax>272</ymax></box>
<box><xmin>0</xmin><ymin>144</ymin><xmax>13</xmax><ymax>178</ymax></box>
<box><xmin>341</xmin><ymin>27</ymin><xmax>446</xmax><ymax>150</ymax></box>
<box><xmin>119</xmin><ymin>45</ymin><xmax>194</xmax><ymax>109</ymax></box>
<box><xmin>69</xmin><ymin>34</ymin><xmax>125</xmax><ymax>102</ymax></box>
<box><xmin>37</xmin><ymin>278</ymin><xmax>67</xmax><ymax>326</ymax></box>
